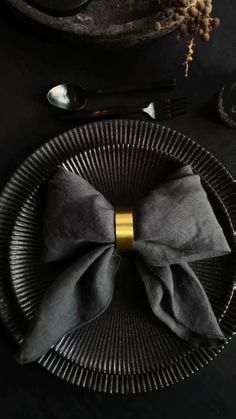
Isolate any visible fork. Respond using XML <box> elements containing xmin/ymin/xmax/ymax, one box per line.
<box><xmin>79</xmin><ymin>97</ymin><xmax>189</xmax><ymax>121</ymax></box>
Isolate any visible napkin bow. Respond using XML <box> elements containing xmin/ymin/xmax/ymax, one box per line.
<box><xmin>17</xmin><ymin>165</ymin><xmax>230</xmax><ymax>364</ymax></box>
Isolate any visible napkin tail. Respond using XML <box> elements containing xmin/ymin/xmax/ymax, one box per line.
<box><xmin>136</xmin><ymin>260</ymin><xmax>225</xmax><ymax>347</ymax></box>
<box><xmin>16</xmin><ymin>245</ymin><xmax>119</xmax><ymax>364</ymax></box>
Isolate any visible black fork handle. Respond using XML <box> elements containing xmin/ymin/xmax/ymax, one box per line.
<box><xmin>83</xmin><ymin>106</ymin><xmax>147</xmax><ymax>119</ymax></box>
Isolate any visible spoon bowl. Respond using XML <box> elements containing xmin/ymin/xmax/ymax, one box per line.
<box><xmin>47</xmin><ymin>83</ymin><xmax>88</xmax><ymax>111</ymax></box>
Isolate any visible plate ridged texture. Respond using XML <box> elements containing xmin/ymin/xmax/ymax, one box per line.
<box><xmin>0</xmin><ymin>120</ymin><xmax>235</xmax><ymax>393</ymax></box>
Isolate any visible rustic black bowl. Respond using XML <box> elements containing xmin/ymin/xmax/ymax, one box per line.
<box><xmin>4</xmin><ymin>0</ymin><xmax>194</xmax><ymax>46</ymax></box>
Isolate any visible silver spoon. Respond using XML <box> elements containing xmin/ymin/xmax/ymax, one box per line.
<box><xmin>47</xmin><ymin>80</ymin><xmax>176</xmax><ymax>111</ymax></box>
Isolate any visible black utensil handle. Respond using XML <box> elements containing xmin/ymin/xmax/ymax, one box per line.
<box><xmin>95</xmin><ymin>79</ymin><xmax>176</xmax><ymax>96</ymax></box>
<box><xmin>86</xmin><ymin>107</ymin><xmax>144</xmax><ymax>119</ymax></box>
<box><xmin>59</xmin><ymin>108</ymin><xmax>146</xmax><ymax>123</ymax></box>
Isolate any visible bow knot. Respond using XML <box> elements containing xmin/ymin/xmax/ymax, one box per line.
<box><xmin>115</xmin><ymin>210</ymin><xmax>134</xmax><ymax>252</ymax></box>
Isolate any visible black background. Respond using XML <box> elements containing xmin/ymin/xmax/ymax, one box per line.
<box><xmin>0</xmin><ymin>0</ymin><xmax>236</xmax><ymax>418</ymax></box>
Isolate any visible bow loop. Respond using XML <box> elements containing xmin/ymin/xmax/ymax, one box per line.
<box><xmin>43</xmin><ymin>168</ymin><xmax>115</xmax><ymax>262</ymax></box>
<box><xmin>134</xmin><ymin>166</ymin><xmax>229</xmax><ymax>266</ymax></box>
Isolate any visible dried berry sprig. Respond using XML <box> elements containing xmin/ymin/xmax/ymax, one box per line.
<box><xmin>184</xmin><ymin>37</ymin><xmax>195</xmax><ymax>77</ymax></box>
<box><xmin>155</xmin><ymin>0</ymin><xmax>220</xmax><ymax>77</ymax></box>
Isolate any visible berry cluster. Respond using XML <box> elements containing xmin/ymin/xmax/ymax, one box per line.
<box><xmin>156</xmin><ymin>0</ymin><xmax>220</xmax><ymax>76</ymax></box>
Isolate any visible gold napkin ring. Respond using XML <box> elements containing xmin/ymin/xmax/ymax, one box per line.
<box><xmin>115</xmin><ymin>210</ymin><xmax>134</xmax><ymax>253</ymax></box>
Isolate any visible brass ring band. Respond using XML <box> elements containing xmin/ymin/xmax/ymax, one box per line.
<box><xmin>115</xmin><ymin>210</ymin><xmax>134</xmax><ymax>252</ymax></box>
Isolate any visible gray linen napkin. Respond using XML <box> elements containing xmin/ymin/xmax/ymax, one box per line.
<box><xmin>16</xmin><ymin>165</ymin><xmax>230</xmax><ymax>364</ymax></box>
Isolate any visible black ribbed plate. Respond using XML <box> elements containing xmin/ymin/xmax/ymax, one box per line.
<box><xmin>0</xmin><ymin>120</ymin><xmax>235</xmax><ymax>393</ymax></box>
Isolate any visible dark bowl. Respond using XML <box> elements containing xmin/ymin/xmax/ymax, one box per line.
<box><xmin>5</xmin><ymin>0</ymin><xmax>195</xmax><ymax>46</ymax></box>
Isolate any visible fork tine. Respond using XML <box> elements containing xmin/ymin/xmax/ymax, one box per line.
<box><xmin>164</xmin><ymin>109</ymin><xmax>188</xmax><ymax>118</ymax></box>
<box><xmin>161</xmin><ymin>104</ymin><xmax>188</xmax><ymax>119</ymax></box>
<box><xmin>162</xmin><ymin>97</ymin><xmax>188</xmax><ymax>103</ymax></box>
<box><xmin>164</xmin><ymin>105</ymin><xmax>188</xmax><ymax>113</ymax></box>
<box><xmin>171</xmin><ymin>108</ymin><xmax>188</xmax><ymax>115</ymax></box>
<box><xmin>162</xmin><ymin>103</ymin><xmax>188</xmax><ymax>112</ymax></box>
<box><xmin>163</xmin><ymin>102</ymin><xmax>188</xmax><ymax>110</ymax></box>
<box><xmin>163</xmin><ymin>98</ymin><xmax>188</xmax><ymax>107</ymax></box>
<box><xmin>161</xmin><ymin>99</ymin><xmax>188</xmax><ymax>110</ymax></box>
<box><xmin>162</xmin><ymin>99</ymin><xmax>188</xmax><ymax>107</ymax></box>
<box><xmin>154</xmin><ymin>96</ymin><xmax>189</xmax><ymax>121</ymax></box>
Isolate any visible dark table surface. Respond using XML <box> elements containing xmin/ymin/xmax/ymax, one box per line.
<box><xmin>0</xmin><ymin>1</ymin><xmax>236</xmax><ymax>418</ymax></box>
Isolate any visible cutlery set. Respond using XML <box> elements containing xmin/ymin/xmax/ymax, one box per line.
<box><xmin>47</xmin><ymin>79</ymin><xmax>189</xmax><ymax>121</ymax></box>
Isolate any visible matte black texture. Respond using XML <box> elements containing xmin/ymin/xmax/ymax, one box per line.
<box><xmin>0</xmin><ymin>0</ymin><xmax>236</xmax><ymax>416</ymax></box>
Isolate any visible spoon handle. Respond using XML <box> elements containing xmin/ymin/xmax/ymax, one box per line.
<box><xmin>95</xmin><ymin>79</ymin><xmax>176</xmax><ymax>96</ymax></box>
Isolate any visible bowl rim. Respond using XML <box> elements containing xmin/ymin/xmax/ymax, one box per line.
<box><xmin>4</xmin><ymin>0</ymin><xmax>195</xmax><ymax>39</ymax></box>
